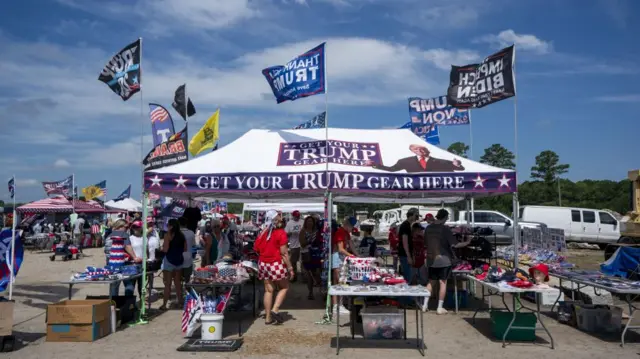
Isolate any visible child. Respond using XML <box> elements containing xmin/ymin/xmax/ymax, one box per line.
<box><xmin>358</xmin><ymin>226</ymin><xmax>377</xmax><ymax>257</ymax></box>
<box><xmin>412</xmin><ymin>223</ymin><xmax>426</xmax><ymax>285</ymax></box>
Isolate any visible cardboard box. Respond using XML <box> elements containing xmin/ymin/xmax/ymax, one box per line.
<box><xmin>0</xmin><ymin>300</ymin><xmax>15</xmax><ymax>336</ymax></box>
<box><xmin>46</xmin><ymin>300</ymin><xmax>111</xmax><ymax>342</ymax></box>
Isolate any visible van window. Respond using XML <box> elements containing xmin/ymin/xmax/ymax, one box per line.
<box><xmin>599</xmin><ymin>212</ymin><xmax>617</xmax><ymax>225</ymax></box>
<box><xmin>571</xmin><ymin>210</ymin><xmax>581</xmax><ymax>222</ymax></box>
<box><xmin>582</xmin><ymin>211</ymin><xmax>596</xmax><ymax>223</ymax></box>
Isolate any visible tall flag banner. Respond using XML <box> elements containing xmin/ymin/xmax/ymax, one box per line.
<box><xmin>98</xmin><ymin>39</ymin><xmax>141</xmax><ymax>101</ymax></box>
<box><xmin>113</xmin><ymin>185</ymin><xmax>131</xmax><ymax>202</ymax></box>
<box><xmin>188</xmin><ymin>109</ymin><xmax>219</xmax><ymax>157</ymax></box>
<box><xmin>8</xmin><ymin>177</ymin><xmax>14</xmax><ymax>199</ymax></box>
<box><xmin>172</xmin><ymin>84</ymin><xmax>196</xmax><ymax>120</ymax></box>
<box><xmin>262</xmin><ymin>43</ymin><xmax>326</xmax><ymax>103</ymax></box>
<box><xmin>399</xmin><ymin>122</ymin><xmax>440</xmax><ymax>145</ymax></box>
<box><xmin>149</xmin><ymin>104</ymin><xmax>176</xmax><ymax>146</ymax></box>
<box><xmin>447</xmin><ymin>45</ymin><xmax>515</xmax><ymax>109</ymax></box>
<box><xmin>82</xmin><ymin>180</ymin><xmax>107</xmax><ymax>201</ymax></box>
<box><xmin>143</xmin><ymin>128</ymin><xmax>188</xmax><ymax>171</ymax></box>
<box><xmin>408</xmin><ymin>96</ymin><xmax>469</xmax><ymax>127</ymax></box>
<box><xmin>42</xmin><ymin>176</ymin><xmax>73</xmax><ymax>196</ymax></box>
<box><xmin>0</xmin><ymin>229</ymin><xmax>23</xmax><ymax>292</ymax></box>
<box><xmin>293</xmin><ymin>111</ymin><xmax>326</xmax><ymax>129</ymax></box>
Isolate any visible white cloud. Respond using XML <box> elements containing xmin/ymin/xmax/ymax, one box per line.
<box><xmin>475</xmin><ymin>30</ymin><xmax>552</xmax><ymax>54</ymax></box>
<box><xmin>16</xmin><ymin>179</ymin><xmax>39</xmax><ymax>187</ymax></box>
<box><xmin>595</xmin><ymin>94</ymin><xmax>640</xmax><ymax>103</ymax></box>
<box><xmin>54</xmin><ymin>159</ymin><xmax>71</xmax><ymax>168</ymax></box>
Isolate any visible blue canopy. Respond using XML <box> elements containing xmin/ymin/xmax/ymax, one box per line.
<box><xmin>601</xmin><ymin>247</ymin><xmax>640</xmax><ymax>278</ymax></box>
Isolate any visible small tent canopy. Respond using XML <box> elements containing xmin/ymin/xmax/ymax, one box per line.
<box><xmin>17</xmin><ymin>196</ymin><xmax>104</xmax><ymax>213</ymax></box>
<box><xmin>145</xmin><ymin>128</ymin><xmax>516</xmax><ymax>203</ymax></box>
<box><xmin>105</xmin><ymin>198</ymin><xmax>143</xmax><ymax>212</ymax></box>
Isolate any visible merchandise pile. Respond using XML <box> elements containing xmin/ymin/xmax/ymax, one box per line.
<box><xmin>474</xmin><ymin>263</ymin><xmax>552</xmax><ymax>290</ymax></box>
<box><xmin>339</xmin><ymin>257</ymin><xmax>406</xmax><ymax>284</ymax></box>
<box><xmin>192</xmin><ymin>260</ymin><xmax>255</xmax><ymax>284</ymax></box>
<box><xmin>331</xmin><ymin>283</ymin><xmax>431</xmax><ymax>294</ymax></box>
<box><xmin>71</xmin><ymin>265</ymin><xmax>140</xmax><ymax>281</ymax></box>
<box><xmin>496</xmin><ymin>245</ymin><xmax>574</xmax><ymax>270</ymax></box>
<box><xmin>551</xmin><ymin>269</ymin><xmax>640</xmax><ymax>290</ymax></box>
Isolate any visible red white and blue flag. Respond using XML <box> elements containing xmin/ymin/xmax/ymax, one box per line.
<box><xmin>182</xmin><ymin>289</ymin><xmax>202</xmax><ymax>336</ymax></box>
<box><xmin>149</xmin><ymin>103</ymin><xmax>176</xmax><ymax>147</ymax></box>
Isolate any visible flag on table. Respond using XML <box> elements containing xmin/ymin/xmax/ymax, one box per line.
<box><xmin>113</xmin><ymin>185</ymin><xmax>131</xmax><ymax>202</ymax></box>
<box><xmin>8</xmin><ymin>177</ymin><xmax>14</xmax><ymax>199</ymax></box>
<box><xmin>188</xmin><ymin>109</ymin><xmax>220</xmax><ymax>157</ymax></box>
<box><xmin>262</xmin><ymin>43</ymin><xmax>326</xmax><ymax>103</ymax></box>
<box><xmin>172</xmin><ymin>84</ymin><xmax>196</xmax><ymax>120</ymax></box>
<box><xmin>0</xmin><ymin>228</ymin><xmax>24</xmax><ymax>292</ymax></box>
<box><xmin>82</xmin><ymin>180</ymin><xmax>107</xmax><ymax>201</ymax></box>
<box><xmin>149</xmin><ymin>104</ymin><xmax>176</xmax><ymax>147</ymax></box>
<box><xmin>447</xmin><ymin>45</ymin><xmax>515</xmax><ymax>109</ymax></box>
<box><xmin>182</xmin><ymin>288</ymin><xmax>202</xmax><ymax>337</ymax></box>
<box><xmin>293</xmin><ymin>111</ymin><xmax>326</xmax><ymax>129</ymax></box>
<box><xmin>42</xmin><ymin>176</ymin><xmax>73</xmax><ymax>196</ymax></box>
<box><xmin>98</xmin><ymin>39</ymin><xmax>141</xmax><ymax>101</ymax></box>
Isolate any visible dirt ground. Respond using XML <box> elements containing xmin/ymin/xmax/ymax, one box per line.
<box><xmin>5</xmin><ymin>248</ymin><xmax>640</xmax><ymax>359</ymax></box>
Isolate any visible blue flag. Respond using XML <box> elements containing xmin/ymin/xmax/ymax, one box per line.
<box><xmin>149</xmin><ymin>103</ymin><xmax>176</xmax><ymax>146</ymax></box>
<box><xmin>408</xmin><ymin>96</ymin><xmax>469</xmax><ymax>127</ymax></box>
<box><xmin>293</xmin><ymin>112</ymin><xmax>326</xmax><ymax>129</ymax></box>
<box><xmin>262</xmin><ymin>43</ymin><xmax>326</xmax><ymax>103</ymax></box>
<box><xmin>113</xmin><ymin>185</ymin><xmax>131</xmax><ymax>201</ymax></box>
<box><xmin>0</xmin><ymin>229</ymin><xmax>23</xmax><ymax>292</ymax></box>
<box><xmin>399</xmin><ymin>122</ymin><xmax>440</xmax><ymax>145</ymax></box>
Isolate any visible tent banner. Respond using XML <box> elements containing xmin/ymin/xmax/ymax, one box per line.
<box><xmin>145</xmin><ymin>171</ymin><xmax>516</xmax><ymax>193</ymax></box>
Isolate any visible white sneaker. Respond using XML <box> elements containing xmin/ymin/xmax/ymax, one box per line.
<box><xmin>436</xmin><ymin>308</ymin><xmax>448</xmax><ymax>315</ymax></box>
<box><xmin>421</xmin><ymin>297</ymin><xmax>430</xmax><ymax>312</ymax></box>
<box><xmin>334</xmin><ymin>305</ymin><xmax>350</xmax><ymax>315</ymax></box>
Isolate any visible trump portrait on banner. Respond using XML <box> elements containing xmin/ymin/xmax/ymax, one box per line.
<box><xmin>367</xmin><ymin>144</ymin><xmax>464</xmax><ymax>173</ymax></box>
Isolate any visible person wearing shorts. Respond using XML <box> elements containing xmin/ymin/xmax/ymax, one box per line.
<box><xmin>423</xmin><ymin>209</ymin><xmax>471</xmax><ymax>314</ymax></box>
<box><xmin>331</xmin><ymin>217</ymin><xmax>357</xmax><ymax>316</ymax></box>
<box><xmin>160</xmin><ymin>219</ymin><xmax>187</xmax><ymax>310</ymax></box>
<box><xmin>254</xmin><ymin>210</ymin><xmax>293</xmax><ymax>325</ymax></box>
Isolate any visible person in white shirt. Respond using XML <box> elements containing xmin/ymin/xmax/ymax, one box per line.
<box><xmin>33</xmin><ymin>222</ymin><xmax>42</xmax><ymax>234</ymax></box>
<box><xmin>128</xmin><ymin>221</ymin><xmax>145</xmax><ymax>297</ymax></box>
<box><xmin>73</xmin><ymin>216</ymin><xmax>85</xmax><ymax>249</ymax></box>
<box><xmin>147</xmin><ymin>221</ymin><xmax>160</xmax><ymax>262</ymax></box>
<box><xmin>284</xmin><ymin>210</ymin><xmax>304</xmax><ymax>281</ymax></box>
<box><xmin>178</xmin><ymin>217</ymin><xmax>196</xmax><ymax>283</ymax></box>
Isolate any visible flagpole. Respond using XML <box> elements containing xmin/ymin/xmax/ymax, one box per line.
<box><xmin>9</xmin><ymin>175</ymin><xmax>16</xmax><ymax>300</ymax></box>
<box><xmin>184</xmin><ymin>83</ymin><xmax>189</xmax><ymax>160</ymax></box>
<box><xmin>323</xmin><ymin>42</ymin><xmax>333</xmax><ymax>322</ymax></box>
<box><xmin>137</xmin><ymin>36</ymin><xmax>149</xmax><ymax>324</ymax></box>
<box><xmin>72</xmin><ymin>174</ymin><xmax>76</xmax><ymax>214</ymax></box>
<box><xmin>468</xmin><ymin>110</ymin><xmax>475</xmax><ymax>226</ymax></box>
<box><xmin>511</xmin><ymin>44</ymin><xmax>520</xmax><ymax>270</ymax></box>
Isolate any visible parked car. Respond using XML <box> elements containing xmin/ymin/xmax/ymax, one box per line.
<box><xmin>519</xmin><ymin>205</ymin><xmax>620</xmax><ymax>245</ymax></box>
<box><xmin>453</xmin><ymin>210</ymin><xmax>542</xmax><ymax>245</ymax></box>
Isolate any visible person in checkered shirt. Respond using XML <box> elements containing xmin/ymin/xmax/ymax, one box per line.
<box><xmin>254</xmin><ymin>210</ymin><xmax>294</xmax><ymax>325</ymax></box>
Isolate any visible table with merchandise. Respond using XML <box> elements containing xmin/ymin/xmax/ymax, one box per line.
<box><xmin>328</xmin><ymin>284</ymin><xmax>429</xmax><ymax>356</ymax></box>
<box><xmin>62</xmin><ymin>272</ymin><xmax>143</xmax><ymax>301</ymax></box>
<box><xmin>467</xmin><ymin>275</ymin><xmax>556</xmax><ymax>349</ymax></box>
<box><xmin>549</xmin><ymin>269</ymin><xmax>640</xmax><ymax>347</ymax></box>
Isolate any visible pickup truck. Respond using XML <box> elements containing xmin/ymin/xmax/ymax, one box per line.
<box><xmin>453</xmin><ymin>210</ymin><xmax>543</xmax><ymax>245</ymax></box>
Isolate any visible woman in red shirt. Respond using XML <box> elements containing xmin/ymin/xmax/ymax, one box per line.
<box><xmin>254</xmin><ymin>210</ymin><xmax>294</xmax><ymax>325</ymax></box>
<box><xmin>331</xmin><ymin>216</ymin><xmax>357</xmax><ymax>316</ymax></box>
<box><xmin>388</xmin><ymin>223</ymin><xmax>399</xmax><ymax>272</ymax></box>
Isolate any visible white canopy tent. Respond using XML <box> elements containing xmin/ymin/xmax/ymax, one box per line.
<box><xmin>144</xmin><ymin>128</ymin><xmax>516</xmax><ymax>203</ymax></box>
<box><xmin>104</xmin><ymin>198</ymin><xmax>143</xmax><ymax>212</ymax></box>
<box><xmin>242</xmin><ymin>202</ymin><xmax>337</xmax><ymax>214</ymax></box>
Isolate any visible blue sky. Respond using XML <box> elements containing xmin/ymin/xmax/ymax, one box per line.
<box><xmin>1</xmin><ymin>0</ymin><xmax>638</xmax><ymax>202</ymax></box>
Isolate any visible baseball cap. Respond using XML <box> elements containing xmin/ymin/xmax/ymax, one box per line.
<box><xmin>435</xmin><ymin>209</ymin><xmax>449</xmax><ymax>220</ymax></box>
<box><xmin>407</xmin><ymin>207</ymin><xmax>419</xmax><ymax>217</ymax></box>
<box><xmin>131</xmin><ymin>220</ymin><xmax>143</xmax><ymax>228</ymax></box>
<box><xmin>424</xmin><ymin>213</ymin><xmax>434</xmax><ymax>221</ymax></box>
<box><xmin>292</xmin><ymin>210</ymin><xmax>301</xmax><ymax>217</ymax></box>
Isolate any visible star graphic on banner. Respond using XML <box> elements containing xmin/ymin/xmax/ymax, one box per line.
<box><xmin>174</xmin><ymin>175</ymin><xmax>189</xmax><ymax>188</ymax></box>
<box><xmin>473</xmin><ymin>174</ymin><xmax>486</xmax><ymax>188</ymax></box>
<box><xmin>132</xmin><ymin>75</ymin><xmax>138</xmax><ymax>84</ymax></box>
<box><xmin>498</xmin><ymin>173</ymin><xmax>512</xmax><ymax>188</ymax></box>
<box><xmin>149</xmin><ymin>175</ymin><xmax>162</xmax><ymax>188</ymax></box>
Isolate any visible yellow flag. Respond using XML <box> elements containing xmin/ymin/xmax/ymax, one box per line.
<box><xmin>189</xmin><ymin>109</ymin><xmax>220</xmax><ymax>156</ymax></box>
<box><xmin>82</xmin><ymin>186</ymin><xmax>103</xmax><ymax>201</ymax></box>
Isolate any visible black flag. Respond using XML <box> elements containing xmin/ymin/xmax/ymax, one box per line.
<box><xmin>446</xmin><ymin>45</ymin><xmax>515</xmax><ymax>109</ymax></box>
<box><xmin>172</xmin><ymin>84</ymin><xmax>196</xmax><ymax>120</ymax></box>
<box><xmin>98</xmin><ymin>39</ymin><xmax>141</xmax><ymax>101</ymax></box>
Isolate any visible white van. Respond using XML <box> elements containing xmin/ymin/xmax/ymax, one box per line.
<box><xmin>519</xmin><ymin>205</ymin><xmax>620</xmax><ymax>244</ymax></box>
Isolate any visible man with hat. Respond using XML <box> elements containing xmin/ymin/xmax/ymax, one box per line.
<box><xmin>398</xmin><ymin>208</ymin><xmax>420</xmax><ymax>283</ymax></box>
<box><xmin>285</xmin><ymin>210</ymin><xmax>304</xmax><ymax>281</ymax></box>
<box><xmin>423</xmin><ymin>209</ymin><xmax>471</xmax><ymax>314</ymax></box>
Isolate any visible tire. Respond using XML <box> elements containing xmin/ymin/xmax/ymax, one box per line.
<box><xmin>617</xmin><ymin>237</ymin><xmax>636</xmax><ymax>244</ymax></box>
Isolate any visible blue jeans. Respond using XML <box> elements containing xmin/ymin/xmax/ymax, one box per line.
<box><xmin>398</xmin><ymin>257</ymin><xmax>414</xmax><ymax>305</ymax></box>
<box><xmin>110</xmin><ymin>278</ymin><xmax>139</xmax><ymax>297</ymax></box>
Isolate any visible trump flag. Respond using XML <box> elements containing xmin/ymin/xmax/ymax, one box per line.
<box><xmin>149</xmin><ymin>104</ymin><xmax>176</xmax><ymax>147</ymax></box>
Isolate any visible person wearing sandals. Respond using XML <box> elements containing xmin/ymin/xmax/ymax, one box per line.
<box><xmin>299</xmin><ymin>215</ymin><xmax>322</xmax><ymax>300</ymax></box>
<box><xmin>254</xmin><ymin>210</ymin><xmax>293</xmax><ymax>325</ymax></box>
<box><xmin>160</xmin><ymin>218</ymin><xmax>187</xmax><ymax>310</ymax></box>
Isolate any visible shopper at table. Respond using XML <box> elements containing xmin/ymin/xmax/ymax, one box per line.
<box><xmin>412</xmin><ymin>223</ymin><xmax>427</xmax><ymax>285</ymax></box>
<box><xmin>332</xmin><ymin>216</ymin><xmax>357</xmax><ymax>316</ymax></box>
<box><xmin>203</xmin><ymin>219</ymin><xmax>228</xmax><ymax>265</ymax></box>
<box><xmin>358</xmin><ymin>226</ymin><xmax>377</xmax><ymax>257</ymax></box>
<box><xmin>106</xmin><ymin>219</ymin><xmax>143</xmax><ymax>297</ymax></box>
<box><xmin>388</xmin><ymin>222</ymin><xmax>399</xmax><ymax>272</ymax></box>
<box><xmin>160</xmin><ymin>218</ymin><xmax>187</xmax><ymax>310</ymax></box>
<box><xmin>254</xmin><ymin>210</ymin><xmax>294</xmax><ymax>325</ymax></box>
<box><xmin>178</xmin><ymin>216</ymin><xmax>196</xmax><ymax>284</ymax></box>
<box><xmin>299</xmin><ymin>215</ymin><xmax>322</xmax><ymax>300</ymax></box>
<box><xmin>398</xmin><ymin>208</ymin><xmax>420</xmax><ymax>282</ymax></box>
<box><xmin>147</xmin><ymin>219</ymin><xmax>160</xmax><ymax>262</ymax></box>
<box><xmin>127</xmin><ymin>221</ymin><xmax>145</xmax><ymax>297</ymax></box>
<box><xmin>285</xmin><ymin>210</ymin><xmax>303</xmax><ymax>281</ymax></box>
<box><xmin>423</xmin><ymin>209</ymin><xmax>471</xmax><ymax>314</ymax></box>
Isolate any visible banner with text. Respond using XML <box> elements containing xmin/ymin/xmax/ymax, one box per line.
<box><xmin>447</xmin><ymin>45</ymin><xmax>515</xmax><ymax>109</ymax></box>
<box><xmin>262</xmin><ymin>43</ymin><xmax>326</xmax><ymax>103</ymax></box>
<box><xmin>408</xmin><ymin>96</ymin><xmax>469</xmax><ymax>126</ymax></box>
<box><xmin>143</xmin><ymin>128</ymin><xmax>188</xmax><ymax>171</ymax></box>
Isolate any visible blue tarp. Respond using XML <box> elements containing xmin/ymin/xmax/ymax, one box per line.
<box><xmin>601</xmin><ymin>247</ymin><xmax>640</xmax><ymax>278</ymax></box>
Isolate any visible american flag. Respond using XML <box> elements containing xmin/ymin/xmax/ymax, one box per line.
<box><xmin>150</xmin><ymin>105</ymin><xmax>170</xmax><ymax>123</ymax></box>
<box><xmin>182</xmin><ymin>290</ymin><xmax>199</xmax><ymax>334</ymax></box>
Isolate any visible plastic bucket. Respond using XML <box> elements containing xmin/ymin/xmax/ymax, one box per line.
<box><xmin>200</xmin><ymin>313</ymin><xmax>224</xmax><ymax>340</ymax></box>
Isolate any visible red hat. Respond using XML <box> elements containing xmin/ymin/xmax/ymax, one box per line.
<box><xmin>292</xmin><ymin>210</ymin><xmax>301</xmax><ymax>217</ymax></box>
<box><xmin>424</xmin><ymin>213</ymin><xmax>434</xmax><ymax>220</ymax></box>
<box><xmin>528</xmin><ymin>263</ymin><xmax>549</xmax><ymax>281</ymax></box>
<box><xmin>131</xmin><ymin>220</ymin><xmax>142</xmax><ymax>228</ymax></box>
